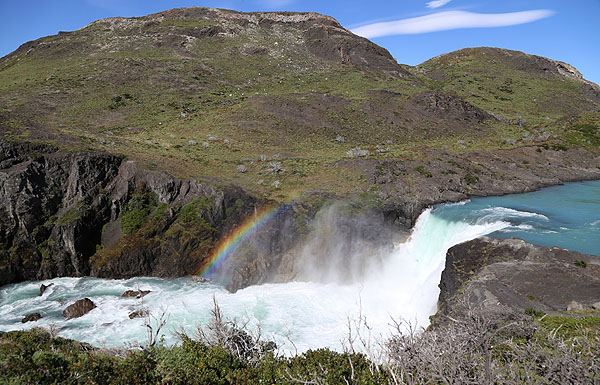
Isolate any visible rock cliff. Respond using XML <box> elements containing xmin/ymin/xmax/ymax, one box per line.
<box><xmin>0</xmin><ymin>141</ymin><xmax>263</xmax><ymax>285</ymax></box>
<box><xmin>0</xmin><ymin>140</ymin><xmax>404</xmax><ymax>290</ymax></box>
<box><xmin>434</xmin><ymin>237</ymin><xmax>600</xmax><ymax>325</ymax></box>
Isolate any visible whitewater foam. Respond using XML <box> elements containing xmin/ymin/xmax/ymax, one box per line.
<box><xmin>478</xmin><ymin>207</ymin><xmax>549</xmax><ymax>221</ymax></box>
<box><xmin>0</xmin><ymin>206</ymin><xmax>512</xmax><ymax>353</ymax></box>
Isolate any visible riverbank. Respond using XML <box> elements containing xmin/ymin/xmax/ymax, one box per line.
<box><xmin>2</xmin><ymin>140</ymin><xmax>599</xmax><ymax>291</ymax></box>
<box><xmin>2</xmin><ymin>180</ymin><xmax>599</xmax><ymax>352</ymax></box>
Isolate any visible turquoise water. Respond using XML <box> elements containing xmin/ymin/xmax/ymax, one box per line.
<box><xmin>431</xmin><ymin>180</ymin><xmax>600</xmax><ymax>256</ymax></box>
<box><xmin>0</xmin><ymin>180</ymin><xmax>598</xmax><ymax>351</ymax></box>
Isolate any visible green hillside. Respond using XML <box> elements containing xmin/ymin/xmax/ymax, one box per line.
<box><xmin>1</xmin><ymin>8</ymin><xmax>599</xmax><ymax>202</ymax></box>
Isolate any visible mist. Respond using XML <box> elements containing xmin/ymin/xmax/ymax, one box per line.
<box><xmin>0</xmin><ymin>201</ymin><xmax>514</xmax><ymax>352</ymax></box>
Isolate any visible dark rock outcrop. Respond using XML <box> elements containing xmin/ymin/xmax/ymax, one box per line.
<box><xmin>303</xmin><ymin>22</ymin><xmax>410</xmax><ymax>77</ymax></box>
<box><xmin>21</xmin><ymin>312</ymin><xmax>42</xmax><ymax>323</ymax></box>
<box><xmin>128</xmin><ymin>309</ymin><xmax>149</xmax><ymax>319</ymax></box>
<box><xmin>63</xmin><ymin>298</ymin><xmax>96</xmax><ymax>319</ymax></box>
<box><xmin>39</xmin><ymin>283</ymin><xmax>54</xmax><ymax>296</ymax></box>
<box><xmin>410</xmin><ymin>91</ymin><xmax>492</xmax><ymax>124</ymax></box>
<box><xmin>0</xmin><ymin>141</ymin><xmax>121</xmax><ymax>285</ymax></box>
<box><xmin>435</xmin><ymin>237</ymin><xmax>600</xmax><ymax>324</ymax></box>
<box><xmin>121</xmin><ymin>290</ymin><xmax>151</xmax><ymax>298</ymax></box>
<box><xmin>0</xmin><ymin>141</ymin><xmax>262</xmax><ymax>286</ymax></box>
<box><xmin>0</xmin><ymin>140</ymin><xmax>408</xmax><ymax>292</ymax></box>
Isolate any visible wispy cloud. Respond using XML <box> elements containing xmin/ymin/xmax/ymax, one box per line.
<box><xmin>351</xmin><ymin>9</ymin><xmax>554</xmax><ymax>39</ymax></box>
<box><xmin>426</xmin><ymin>0</ymin><xmax>451</xmax><ymax>9</ymax></box>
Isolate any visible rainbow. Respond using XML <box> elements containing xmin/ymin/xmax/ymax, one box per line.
<box><xmin>194</xmin><ymin>201</ymin><xmax>291</xmax><ymax>277</ymax></box>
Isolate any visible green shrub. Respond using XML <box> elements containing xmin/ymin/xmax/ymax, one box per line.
<box><xmin>284</xmin><ymin>349</ymin><xmax>389</xmax><ymax>384</ymax></box>
<box><xmin>177</xmin><ymin>198</ymin><xmax>212</xmax><ymax>224</ymax></box>
<box><xmin>415</xmin><ymin>165</ymin><xmax>433</xmax><ymax>178</ymax></box>
<box><xmin>71</xmin><ymin>352</ymin><xmax>121</xmax><ymax>384</ymax></box>
<box><xmin>119</xmin><ymin>351</ymin><xmax>158</xmax><ymax>384</ymax></box>
<box><xmin>464</xmin><ymin>173</ymin><xmax>479</xmax><ymax>185</ymax></box>
<box><xmin>120</xmin><ymin>192</ymin><xmax>157</xmax><ymax>234</ymax></box>
<box><xmin>30</xmin><ymin>351</ymin><xmax>70</xmax><ymax>384</ymax></box>
<box><xmin>177</xmin><ymin>204</ymin><xmax>199</xmax><ymax>224</ymax></box>
<box><xmin>153</xmin><ymin>203</ymin><xmax>169</xmax><ymax>219</ymax></box>
<box><xmin>574</xmin><ymin>259</ymin><xmax>587</xmax><ymax>268</ymax></box>
<box><xmin>524</xmin><ymin>307</ymin><xmax>546</xmax><ymax>318</ymax></box>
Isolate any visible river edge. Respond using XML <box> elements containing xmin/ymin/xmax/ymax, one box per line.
<box><xmin>1</xmin><ymin>179</ymin><xmax>599</xmax><ymax>351</ymax></box>
<box><xmin>1</xmin><ymin>140</ymin><xmax>600</xmax><ymax>350</ymax></box>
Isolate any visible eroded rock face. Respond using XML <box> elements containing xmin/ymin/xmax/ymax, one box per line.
<box><xmin>435</xmin><ymin>237</ymin><xmax>600</xmax><ymax>324</ymax></box>
<box><xmin>63</xmin><ymin>298</ymin><xmax>96</xmax><ymax>319</ymax></box>
<box><xmin>223</xmin><ymin>202</ymin><xmax>402</xmax><ymax>292</ymax></box>
<box><xmin>0</xmin><ymin>143</ymin><xmax>410</xmax><ymax>293</ymax></box>
<box><xmin>0</xmin><ymin>141</ymin><xmax>260</xmax><ymax>286</ymax></box>
<box><xmin>0</xmin><ymin>142</ymin><xmax>121</xmax><ymax>285</ymax></box>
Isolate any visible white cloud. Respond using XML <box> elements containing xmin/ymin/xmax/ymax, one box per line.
<box><xmin>351</xmin><ymin>9</ymin><xmax>554</xmax><ymax>39</ymax></box>
<box><xmin>426</xmin><ymin>0</ymin><xmax>452</xmax><ymax>9</ymax></box>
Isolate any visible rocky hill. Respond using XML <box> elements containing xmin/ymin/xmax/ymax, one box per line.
<box><xmin>1</xmin><ymin>7</ymin><xmax>599</xmax><ymax>287</ymax></box>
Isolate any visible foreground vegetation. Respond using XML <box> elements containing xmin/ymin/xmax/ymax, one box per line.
<box><xmin>1</xmin><ymin>301</ymin><xmax>598</xmax><ymax>384</ymax></box>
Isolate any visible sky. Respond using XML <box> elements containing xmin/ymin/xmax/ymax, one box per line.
<box><xmin>0</xmin><ymin>0</ymin><xmax>599</xmax><ymax>85</ymax></box>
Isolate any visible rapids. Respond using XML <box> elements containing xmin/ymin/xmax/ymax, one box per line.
<box><xmin>1</xmin><ymin>180</ymin><xmax>598</xmax><ymax>352</ymax></box>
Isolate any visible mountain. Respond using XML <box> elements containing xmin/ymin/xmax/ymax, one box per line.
<box><xmin>0</xmin><ymin>8</ymin><xmax>599</xmax><ymax>287</ymax></box>
<box><xmin>416</xmin><ymin>46</ymin><xmax>600</xmax><ymax>123</ymax></box>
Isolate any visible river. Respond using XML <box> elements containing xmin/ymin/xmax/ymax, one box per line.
<box><xmin>1</xmin><ymin>180</ymin><xmax>598</xmax><ymax>352</ymax></box>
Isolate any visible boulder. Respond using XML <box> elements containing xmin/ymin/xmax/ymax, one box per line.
<box><xmin>191</xmin><ymin>276</ymin><xmax>211</xmax><ymax>283</ymax></box>
<box><xmin>63</xmin><ymin>298</ymin><xmax>96</xmax><ymax>319</ymax></box>
<box><xmin>128</xmin><ymin>309</ymin><xmax>149</xmax><ymax>319</ymax></box>
<box><xmin>21</xmin><ymin>312</ymin><xmax>42</xmax><ymax>323</ymax></box>
<box><xmin>121</xmin><ymin>290</ymin><xmax>151</xmax><ymax>298</ymax></box>
<box><xmin>434</xmin><ymin>237</ymin><xmax>600</xmax><ymax>326</ymax></box>
<box><xmin>592</xmin><ymin>302</ymin><xmax>600</xmax><ymax>310</ymax></box>
<box><xmin>567</xmin><ymin>301</ymin><xmax>585</xmax><ymax>311</ymax></box>
<box><xmin>39</xmin><ymin>283</ymin><xmax>54</xmax><ymax>296</ymax></box>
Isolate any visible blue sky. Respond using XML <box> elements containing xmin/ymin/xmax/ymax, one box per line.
<box><xmin>1</xmin><ymin>0</ymin><xmax>599</xmax><ymax>84</ymax></box>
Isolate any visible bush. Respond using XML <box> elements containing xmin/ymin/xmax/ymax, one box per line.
<box><xmin>120</xmin><ymin>192</ymin><xmax>157</xmax><ymax>234</ymax></box>
<box><xmin>574</xmin><ymin>259</ymin><xmax>587</xmax><ymax>268</ymax></box>
<box><xmin>120</xmin><ymin>351</ymin><xmax>158</xmax><ymax>384</ymax></box>
<box><xmin>176</xmin><ymin>198</ymin><xmax>212</xmax><ymax>224</ymax></box>
<box><xmin>2</xmin><ymin>304</ymin><xmax>599</xmax><ymax>384</ymax></box>
<box><xmin>415</xmin><ymin>165</ymin><xmax>433</xmax><ymax>178</ymax></box>
<box><xmin>285</xmin><ymin>349</ymin><xmax>389</xmax><ymax>384</ymax></box>
<box><xmin>524</xmin><ymin>307</ymin><xmax>546</xmax><ymax>318</ymax></box>
<box><xmin>464</xmin><ymin>172</ymin><xmax>479</xmax><ymax>185</ymax></box>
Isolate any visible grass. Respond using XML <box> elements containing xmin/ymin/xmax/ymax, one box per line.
<box><xmin>56</xmin><ymin>204</ymin><xmax>83</xmax><ymax>227</ymax></box>
<box><xmin>1</xmin><ymin>14</ymin><xmax>599</xmax><ymax>203</ymax></box>
<box><xmin>538</xmin><ymin>315</ymin><xmax>600</xmax><ymax>339</ymax></box>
